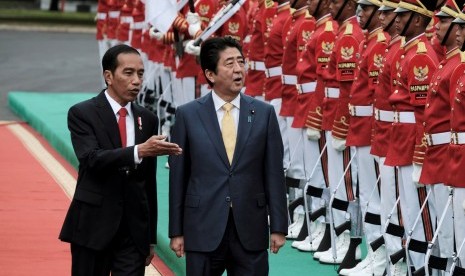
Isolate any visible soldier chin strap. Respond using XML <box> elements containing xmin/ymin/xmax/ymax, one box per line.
<box><xmin>441</xmin><ymin>22</ymin><xmax>454</xmax><ymax>46</ymax></box>
<box><xmin>462</xmin><ymin>39</ymin><xmax>465</xmax><ymax>51</ymax></box>
<box><xmin>383</xmin><ymin>13</ymin><xmax>396</xmax><ymax>32</ymax></box>
<box><xmin>312</xmin><ymin>0</ymin><xmax>323</xmax><ymax>17</ymax></box>
<box><xmin>362</xmin><ymin>7</ymin><xmax>378</xmax><ymax>30</ymax></box>
<box><xmin>400</xmin><ymin>12</ymin><xmax>414</xmax><ymax>37</ymax></box>
<box><xmin>291</xmin><ymin>0</ymin><xmax>299</xmax><ymax>8</ymax></box>
<box><xmin>334</xmin><ymin>0</ymin><xmax>349</xmax><ymax>21</ymax></box>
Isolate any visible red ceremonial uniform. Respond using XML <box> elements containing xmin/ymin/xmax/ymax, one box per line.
<box><xmin>305</xmin><ymin>17</ymin><xmax>339</xmax><ymax>131</ymax></box>
<box><xmin>263</xmin><ymin>2</ymin><xmax>291</xmax><ymax>101</ymax></box>
<box><xmin>244</xmin><ymin>1</ymin><xmax>268</xmax><ymax>97</ymax></box>
<box><xmin>107</xmin><ymin>0</ymin><xmax>123</xmax><ymax>40</ymax></box>
<box><xmin>346</xmin><ymin>28</ymin><xmax>389</xmax><ymax>146</ymax></box>
<box><xmin>331</xmin><ymin>16</ymin><xmax>364</xmax><ymax>140</ymax></box>
<box><xmin>130</xmin><ymin>0</ymin><xmax>145</xmax><ymax>49</ymax></box>
<box><xmin>96</xmin><ymin>0</ymin><xmax>109</xmax><ymax>40</ymax></box>
<box><xmin>448</xmin><ymin>53</ymin><xmax>465</xmax><ymax>187</ymax></box>
<box><xmin>280</xmin><ymin>7</ymin><xmax>315</xmax><ymax>117</ymax></box>
<box><xmin>384</xmin><ymin>34</ymin><xmax>439</xmax><ymax>166</ymax></box>
<box><xmin>116</xmin><ymin>0</ymin><xmax>133</xmax><ymax>42</ymax></box>
<box><xmin>292</xmin><ymin>14</ymin><xmax>332</xmax><ymax>128</ymax></box>
<box><xmin>218</xmin><ymin>6</ymin><xmax>248</xmax><ymax>43</ymax></box>
<box><xmin>371</xmin><ymin>35</ymin><xmax>404</xmax><ymax>157</ymax></box>
<box><xmin>427</xmin><ymin>14</ymin><xmax>446</xmax><ymax>61</ymax></box>
<box><xmin>421</xmin><ymin>48</ymin><xmax>462</xmax><ymax>184</ymax></box>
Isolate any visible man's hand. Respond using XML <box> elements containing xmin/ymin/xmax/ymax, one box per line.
<box><xmin>270</xmin><ymin>233</ymin><xmax>286</xmax><ymax>254</ymax></box>
<box><xmin>170</xmin><ymin>236</ymin><xmax>185</xmax><ymax>257</ymax></box>
<box><xmin>145</xmin><ymin>244</ymin><xmax>156</xmax><ymax>266</ymax></box>
<box><xmin>138</xmin><ymin>135</ymin><xmax>182</xmax><ymax>158</ymax></box>
<box><xmin>306</xmin><ymin>128</ymin><xmax>321</xmax><ymax>140</ymax></box>
<box><xmin>332</xmin><ymin>137</ymin><xmax>346</xmax><ymax>151</ymax></box>
<box><xmin>185</xmin><ymin>40</ymin><xmax>201</xmax><ymax>56</ymax></box>
<box><xmin>149</xmin><ymin>27</ymin><xmax>163</xmax><ymax>40</ymax></box>
<box><xmin>412</xmin><ymin>163</ymin><xmax>425</xmax><ymax>188</ymax></box>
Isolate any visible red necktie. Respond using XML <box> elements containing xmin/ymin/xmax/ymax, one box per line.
<box><xmin>118</xmin><ymin>107</ymin><xmax>128</xmax><ymax>148</ymax></box>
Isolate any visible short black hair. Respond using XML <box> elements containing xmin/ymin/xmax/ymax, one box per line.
<box><xmin>102</xmin><ymin>44</ymin><xmax>140</xmax><ymax>74</ymax></box>
<box><xmin>199</xmin><ymin>36</ymin><xmax>243</xmax><ymax>86</ymax></box>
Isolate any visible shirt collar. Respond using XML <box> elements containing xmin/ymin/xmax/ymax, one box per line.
<box><xmin>104</xmin><ymin>90</ymin><xmax>132</xmax><ymax>118</ymax></box>
<box><xmin>211</xmin><ymin>90</ymin><xmax>241</xmax><ymax>112</ymax></box>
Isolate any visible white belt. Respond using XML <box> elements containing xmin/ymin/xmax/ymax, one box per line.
<box><xmin>265</xmin><ymin>66</ymin><xmax>282</xmax><ymax>78</ymax></box>
<box><xmin>296</xmin><ymin>82</ymin><xmax>316</xmax><ymax>94</ymax></box>
<box><xmin>132</xmin><ymin>21</ymin><xmax>145</xmax><ymax>30</ymax></box>
<box><xmin>244</xmin><ymin>34</ymin><xmax>252</xmax><ymax>43</ymax></box>
<box><xmin>325</xmin><ymin>88</ymin><xmax>340</xmax><ymax>98</ymax></box>
<box><xmin>374</xmin><ymin>108</ymin><xmax>395</xmax><ymax>122</ymax></box>
<box><xmin>282</xmin><ymin>74</ymin><xmax>297</xmax><ymax>85</ymax></box>
<box><xmin>119</xmin><ymin>16</ymin><xmax>133</xmax><ymax>24</ymax></box>
<box><xmin>108</xmin><ymin>11</ymin><xmax>120</xmax><ymax>18</ymax></box>
<box><xmin>425</xmin><ymin>131</ymin><xmax>451</xmax><ymax>146</ymax></box>
<box><xmin>349</xmin><ymin>104</ymin><xmax>373</xmax><ymax>117</ymax></box>
<box><xmin>452</xmin><ymin>132</ymin><xmax>465</xmax><ymax>144</ymax></box>
<box><xmin>97</xmin><ymin>12</ymin><xmax>107</xmax><ymax>20</ymax></box>
<box><xmin>394</xmin><ymin>111</ymin><xmax>415</xmax><ymax>123</ymax></box>
<box><xmin>248</xmin><ymin>60</ymin><xmax>266</xmax><ymax>71</ymax></box>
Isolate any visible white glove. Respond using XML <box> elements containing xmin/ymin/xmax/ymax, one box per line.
<box><xmin>186</xmin><ymin>11</ymin><xmax>200</xmax><ymax>25</ymax></box>
<box><xmin>149</xmin><ymin>27</ymin><xmax>163</xmax><ymax>40</ymax></box>
<box><xmin>332</xmin><ymin>138</ymin><xmax>346</xmax><ymax>151</ymax></box>
<box><xmin>412</xmin><ymin>163</ymin><xmax>425</xmax><ymax>188</ymax></box>
<box><xmin>184</xmin><ymin>40</ymin><xmax>201</xmax><ymax>56</ymax></box>
<box><xmin>306</xmin><ymin>128</ymin><xmax>321</xmax><ymax>141</ymax></box>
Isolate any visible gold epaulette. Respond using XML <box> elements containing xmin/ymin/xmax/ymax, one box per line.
<box><xmin>305</xmin><ymin>10</ymin><xmax>312</xmax><ymax>19</ymax></box>
<box><xmin>377</xmin><ymin>32</ymin><xmax>386</xmax><ymax>43</ymax></box>
<box><xmin>265</xmin><ymin>0</ymin><xmax>274</xmax><ymax>9</ymax></box>
<box><xmin>344</xmin><ymin>23</ymin><xmax>353</xmax><ymax>35</ymax></box>
<box><xmin>324</xmin><ymin>21</ymin><xmax>333</xmax><ymax>32</ymax></box>
<box><xmin>290</xmin><ymin>8</ymin><xmax>296</xmax><ymax>14</ymax></box>
<box><xmin>416</xmin><ymin>42</ymin><xmax>427</xmax><ymax>54</ymax></box>
<box><xmin>461</xmin><ymin>51</ymin><xmax>465</xmax><ymax>63</ymax></box>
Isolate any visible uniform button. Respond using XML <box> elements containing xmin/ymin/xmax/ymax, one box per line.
<box><xmin>225</xmin><ymin>196</ymin><xmax>231</xmax><ymax>202</ymax></box>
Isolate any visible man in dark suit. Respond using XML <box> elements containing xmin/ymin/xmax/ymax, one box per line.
<box><xmin>168</xmin><ymin>36</ymin><xmax>288</xmax><ymax>275</ymax></box>
<box><xmin>59</xmin><ymin>44</ymin><xmax>182</xmax><ymax>276</ymax></box>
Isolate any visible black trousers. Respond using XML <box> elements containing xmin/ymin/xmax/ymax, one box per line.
<box><xmin>70</xmin><ymin>219</ymin><xmax>146</xmax><ymax>276</ymax></box>
<box><xmin>186</xmin><ymin>209</ymin><xmax>269</xmax><ymax>276</ymax></box>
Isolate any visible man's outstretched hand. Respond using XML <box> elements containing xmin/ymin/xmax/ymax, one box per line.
<box><xmin>138</xmin><ymin>135</ymin><xmax>182</xmax><ymax>157</ymax></box>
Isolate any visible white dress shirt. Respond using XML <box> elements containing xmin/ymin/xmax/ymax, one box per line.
<box><xmin>211</xmin><ymin>91</ymin><xmax>240</xmax><ymax>133</ymax></box>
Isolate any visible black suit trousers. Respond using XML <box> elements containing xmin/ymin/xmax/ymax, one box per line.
<box><xmin>70</xmin><ymin>218</ymin><xmax>146</xmax><ymax>276</ymax></box>
<box><xmin>185</xmin><ymin>209</ymin><xmax>269</xmax><ymax>276</ymax></box>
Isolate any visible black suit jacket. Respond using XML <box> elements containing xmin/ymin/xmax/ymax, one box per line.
<box><xmin>59</xmin><ymin>91</ymin><xmax>158</xmax><ymax>256</ymax></box>
<box><xmin>168</xmin><ymin>93</ymin><xmax>288</xmax><ymax>252</ymax></box>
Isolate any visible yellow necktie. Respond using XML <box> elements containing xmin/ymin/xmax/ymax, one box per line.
<box><xmin>222</xmin><ymin>103</ymin><xmax>236</xmax><ymax>164</ymax></box>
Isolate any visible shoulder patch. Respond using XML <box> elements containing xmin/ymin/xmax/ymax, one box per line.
<box><xmin>461</xmin><ymin>51</ymin><xmax>465</xmax><ymax>63</ymax></box>
<box><xmin>344</xmin><ymin>23</ymin><xmax>353</xmax><ymax>35</ymax></box>
<box><xmin>265</xmin><ymin>0</ymin><xmax>274</xmax><ymax>8</ymax></box>
<box><xmin>416</xmin><ymin>42</ymin><xmax>427</xmax><ymax>54</ymax></box>
<box><xmin>324</xmin><ymin>21</ymin><xmax>333</xmax><ymax>32</ymax></box>
<box><xmin>377</xmin><ymin>32</ymin><xmax>386</xmax><ymax>43</ymax></box>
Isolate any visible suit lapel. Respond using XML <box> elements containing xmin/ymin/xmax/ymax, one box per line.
<box><xmin>95</xmin><ymin>92</ymin><xmax>121</xmax><ymax>148</ymax></box>
<box><xmin>196</xmin><ymin>94</ymin><xmax>230</xmax><ymax>168</ymax></box>
<box><xmin>231</xmin><ymin>95</ymin><xmax>254</xmax><ymax>168</ymax></box>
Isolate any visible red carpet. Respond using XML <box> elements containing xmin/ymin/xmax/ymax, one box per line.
<box><xmin>0</xmin><ymin>122</ymin><xmax>73</xmax><ymax>275</ymax></box>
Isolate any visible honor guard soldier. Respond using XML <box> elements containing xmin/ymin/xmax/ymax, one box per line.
<box><xmin>289</xmin><ymin>0</ymin><xmax>332</xmax><ymax>253</ymax></box>
<box><xmin>446</xmin><ymin>4</ymin><xmax>465</xmax><ymax>272</ymax></box>
<box><xmin>116</xmin><ymin>0</ymin><xmax>133</xmax><ymax>45</ymax></box>
<box><xmin>244</xmin><ymin>0</ymin><xmax>277</xmax><ymax>100</ymax></box>
<box><xmin>96</xmin><ymin>0</ymin><xmax>110</xmax><ymax>88</ymax></box>
<box><xmin>280</xmin><ymin>0</ymin><xmax>314</xmax><ymax>202</ymax></box>
<box><xmin>339</xmin><ymin>0</ymin><xmax>388</xmax><ymax>274</ymax></box>
<box><xmin>419</xmin><ymin>1</ymin><xmax>464</xmax><ymax>273</ymax></box>
<box><xmin>426</xmin><ymin>0</ymin><xmax>447</xmax><ymax>60</ymax></box>
<box><xmin>370</xmin><ymin>0</ymin><xmax>408</xmax><ymax>275</ymax></box>
<box><xmin>130</xmin><ymin>0</ymin><xmax>145</xmax><ymax>51</ymax></box>
<box><xmin>264</xmin><ymin>0</ymin><xmax>292</xmax><ymax>171</ymax></box>
<box><xmin>312</xmin><ymin>0</ymin><xmax>364</xmax><ymax>267</ymax></box>
<box><xmin>107</xmin><ymin>0</ymin><xmax>123</xmax><ymax>47</ymax></box>
<box><xmin>384</xmin><ymin>0</ymin><xmax>439</xmax><ymax>273</ymax></box>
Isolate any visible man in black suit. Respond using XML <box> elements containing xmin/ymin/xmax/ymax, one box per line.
<box><xmin>59</xmin><ymin>44</ymin><xmax>182</xmax><ymax>276</ymax></box>
<box><xmin>168</xmin><ymin>37</ymin><xmax>288</xmax><ymax>275</ymax></box>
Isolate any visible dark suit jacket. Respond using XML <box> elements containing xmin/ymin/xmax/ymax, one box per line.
<box><xmin>168</xmin><ymin>92</ymin><xmax>288</xmax><ymax>252</ymax></box>
<box><xmin>59</xmin><ymin>91</ymin><xmax>158</xmax><ymax>256</ymax></box>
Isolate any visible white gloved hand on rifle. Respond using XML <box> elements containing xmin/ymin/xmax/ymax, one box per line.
<box><xmin>412</xmin><ymin>163</ymin><xmax>425</xmax><ymax>188</ymax></box>
<box><xmin>306</xmin><ymin>128</ymin><xmax>321</xmax><ymax>141</ymax></box>
<box><xmin>332</xmin><ymin>137</ymin><xmax>346</xmax><ymax>151</ymax></box>
<box><xmin>149</xmin><ymin>26</ymin><xmax>163</xmax><ymax>40</ymax></box>
<box><xmin>184</xmin><ymin>40</ymin><xmax>201</xmax><ymax>56</ymax></box>
<box><xmin>186</xmin><ymin>12</ymin><xmax>202</xmax><ymax>37</ymax></box>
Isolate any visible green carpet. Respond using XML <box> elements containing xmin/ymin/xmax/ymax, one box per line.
<box><xmin>8</xmin><ymin>91</ymin><xmax>363</xmax><ymax>275</ymax></box>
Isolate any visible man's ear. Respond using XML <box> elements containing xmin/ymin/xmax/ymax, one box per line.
<box><xmin>205</xmin><ymin>69</ymin><xmax>215</xmax><ymax>84</ymax></box>
<box><xmin>103</xmin><ymin>70</ymin><xmax>112</xmax><ymax>86</ymax></box>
